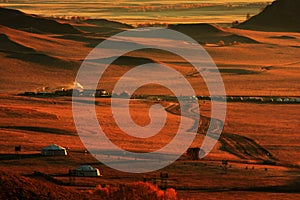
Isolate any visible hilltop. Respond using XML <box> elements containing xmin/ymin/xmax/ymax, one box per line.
<box><xmin>0</xmin><ymin>7</ymin><xmax>299</xmax><ymax>96</ymax></box>
<box><xmin>238</xmin><ymin>0</ymin><xmax>300</xmax><ymax>32</ymax></box>
<box><xmin>0</xmin><ymin>7</ymin><xmax>81</xmax><ymax>34</ymax></box>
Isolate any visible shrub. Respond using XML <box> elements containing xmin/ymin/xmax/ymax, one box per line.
<box><xmin>91</xmin><ymin>182</ymin><xmax>177</xmax><ymax>200</ymax></box>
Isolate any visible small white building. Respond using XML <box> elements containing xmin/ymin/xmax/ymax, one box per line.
<box><xmin>119</xmin><ymin>91</ymin><xmax>130</xmax><ymax>99</ymax></box>
<box><xmin>283</xmin><ymin>98</ymin><xmax>290</xmax><ymax>102</ymax></box>
<box><xmin>41</xmin><ymin>144</ymin><xmax>67</xmax><ymax>156</ymax></box>
<box><xmin>276</xmin><ymin>98</ymin><xmax>283</xmax><ymax>102</ymax></box>
<box><xmin>70</xmin><ymin>165</ymin><xmax>101</xmax><ymax>177</ymax></box>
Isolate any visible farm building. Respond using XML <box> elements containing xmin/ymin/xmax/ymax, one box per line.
<box><xmin>95</xmin><ymin>89</ymin><xmax>110</xmax><ymax>97</ymax></box>
<box><xmin>69</xmin><ymin>165</ymin><xmax>101</xmax><ymax>177</ymax></box>
<box><xmin>118</xmin><ymin>91</ymin><xmax>130</xmax><ymax>98</ymax></box>
<box><xmin>186</xmin><ymin>148</ymin><xmax>201</xmax><ymax>160</ymax></box>
<box><xmin>82</xmin><ymin>89</ymin><xmax>95</xmax><ymax>97</ymax></box>
<box><xmin>283</xmin><ymin>98</ymin><xmax>290</xmax><ymax>102</ymax></box>
<box><xmin>82</xmin><ymin>89</ymin><xmax>109</xmax><ymax>97</ymax></box>
<box><xmin>41</xmin><ymin>144</ymin><xmax>67</xmax><ymax>156</ymax></box>
<box><xmin>54</xmin><ymin>89</ymin><xmax>80</xmax><ymax>96</ymax></box>
<box><xmin>276</xmin><ymin>98</ymin><xmax>283</xmax><ymax>102</ymax></box>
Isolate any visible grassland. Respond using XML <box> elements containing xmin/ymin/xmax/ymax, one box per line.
<box><xmin>0</xmin><ymin>5</ymin><xmax>299</xmax><ymax>199</ymax></box>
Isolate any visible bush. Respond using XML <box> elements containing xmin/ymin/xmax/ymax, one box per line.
<box><xmin>91</xmin><ymin>182</ymin><xmax>177</xmax><ymax>200</ymax></box>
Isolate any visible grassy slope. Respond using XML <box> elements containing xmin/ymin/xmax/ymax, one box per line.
<box><xmin>0</xmin><ymin>8</ymin><xmax>299</xmax><ymax>199</ymax></box>
<box><xmin>0</xmin><ymin>96</ymin><xmax>299</xmax><ymax>199</ymax></box>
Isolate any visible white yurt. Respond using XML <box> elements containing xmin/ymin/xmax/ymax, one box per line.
<box><xmin>71</xmin><ymin>165</ymin><xmax>101</xmax><ymax>177</ymax></box>
<box><xmin>276</xmin><ymin>98</ymin><xmax>283</xmax><ymax>102</ymax></box>
<box><xmin>41</xmin><ymin>144</ymin><xmax>67</xmax><ymax>156</ymax></box>
<box><xmin>283</xmin><ymin>98</ymin><xmax>290</xmax><ymax>102</ymax></box>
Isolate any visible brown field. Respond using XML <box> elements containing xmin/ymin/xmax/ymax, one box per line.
<box><xmin>0</xmin><ymin>95</ymin><xmax>299</xmax><ymax>199</ymax></box>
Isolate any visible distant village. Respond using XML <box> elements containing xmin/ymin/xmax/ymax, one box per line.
<box><xmin>20</xmin><ymin>88</ymin><xmax>112</xmax><ymax>98</ymax></box>
<box><xmin>18</xmin><ymin>89</ymin><xmax>300</xmax><ymax>104</ymax></box>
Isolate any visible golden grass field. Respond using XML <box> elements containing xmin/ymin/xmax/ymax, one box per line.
<box><xmin>0</xmin><ymin>4</ymin><xmax>300</xmax><ymax>199</ymax></box>
<box><xmin>0</xmin><ymin>95</ymin><xmax>299</xmax><ymax>199</ymax></box>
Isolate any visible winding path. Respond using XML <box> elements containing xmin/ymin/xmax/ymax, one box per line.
<box><xmin>166</xmin><ymin>103</ymin><xmax>275</xmax><ymax>162</ymax></box>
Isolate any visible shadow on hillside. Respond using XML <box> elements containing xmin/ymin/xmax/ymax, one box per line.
<box><xmin>0</xmin><ymin>126</ymin><xmax>75</xmax><ymax>136</ymax></box>
<box><xmin>0</xmin><ymin>153</ymin><xmax>41</xmax><ymax>161</ymax></box>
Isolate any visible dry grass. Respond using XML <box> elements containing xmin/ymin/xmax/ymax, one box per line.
<box><xmin>0</xmin><ymin>95</ymin><xmax>299</xmax><ymax>199</ymax></box>
<box><xmin>0</xmin><ymin>12</ymin><xmax>299</xmax><ymax>199</ymax></box>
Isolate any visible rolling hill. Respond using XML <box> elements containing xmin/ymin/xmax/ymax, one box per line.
<box><xmin>168</xmin><ymin>23</ymin><xmax>258</xmax><ymax>44</ymax></box>
<box><xmin>0</xmin><ymin>169</ymin><xmax>83</xmax><ymax>200</ymax></box>
<box><xmin>0</xmin><ymin>7</ymin><xmax>81</xmax><ymax>34</ymax></box>
<box><xmin>237</xmin><ymin>0</ymin><xmax>300</xmax><ymax>32</ymax></box>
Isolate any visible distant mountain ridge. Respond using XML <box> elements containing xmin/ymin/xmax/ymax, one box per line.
<box><xmin>0</xmin><ymin>7</ymin><xmax>81</xmax><ymax>34</ymax></box>
<box><xmin>238</xmin><ymin>0</ymin><xmax>300</xmax><ymax>32</ymax></box>
<box><xmin>168</xmin><ymin>23</ymin><xmax>224</xmax><ymax>35</ymax></box>
<box><xmin>84</xmin><ymin>19</ymin><xmax>133</xmax><ymax>29</ymax></box>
